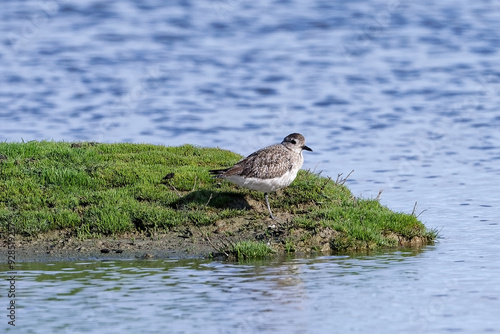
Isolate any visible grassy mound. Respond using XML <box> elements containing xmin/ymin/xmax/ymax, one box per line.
<box><xmin>0</xmin><ymin>141</ymin><xmax>436</xmax><ymax>257</ymax></box>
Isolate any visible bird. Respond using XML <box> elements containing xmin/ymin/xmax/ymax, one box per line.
<box><xmin>209</xmin><ymin>133</ymin><xmax>313</xmax><ymax>220</ymax></box>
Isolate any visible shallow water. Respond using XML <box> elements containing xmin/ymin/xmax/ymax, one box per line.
<box><xmin>3</xmin><ymin>249</ymin><xmax>498</xmax><ymax>334</ymax></box>
<box><xmin>1</xmin><ymin>0</ymin><xmax>500</xmax><ymax>332</ymax></box>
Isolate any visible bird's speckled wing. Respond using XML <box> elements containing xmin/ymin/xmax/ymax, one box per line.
<box><xmin>222</xmin><ymin>144</ymin><xmax>297</xmax><ymax>179</ymax></box>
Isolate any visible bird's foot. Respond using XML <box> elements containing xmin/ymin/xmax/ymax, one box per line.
<box><xmin>267</xmin><ymin>214</ymin><xmax>281</xmax><ymax>228</ymax></box>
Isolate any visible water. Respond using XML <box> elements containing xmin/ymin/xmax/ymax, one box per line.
<box><xmin>1</xmin><ymin>0</ymin><xmax>500</xmax><ymax>332</ymax></box>
<box><xmin>3</xmin><ymin>251</ymin><xmax>498</xmax><ymax>334</ymax></box>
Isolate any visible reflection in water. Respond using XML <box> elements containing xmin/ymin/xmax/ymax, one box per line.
<box><xmin>2</xmin><ymin>250</ymin><xmax>433</xmax><ymax>333</ymax></box>
<box><xmin>2</xmin><ymin>246</ymin><xmax>499</xmax><ymax>333</ymax></box>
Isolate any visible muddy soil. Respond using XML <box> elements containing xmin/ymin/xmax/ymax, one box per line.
<box><xmin>0</xmin><ymin>214</ymin><xmax>327</xmax><ymax>262</ymax></box>
<box><xmin>1</xmin><ymin>211</ymin><xmax>428</xmax><ymax>263</ymax></box>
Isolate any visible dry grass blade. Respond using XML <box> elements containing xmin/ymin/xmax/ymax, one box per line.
<box><xmin>411</xmin><ymin>201</ymin><xmax>418</xmax><ymax>216</ymax></box>
<box><xmin>336</xmin><ymin>170</ymin><xmax>354</xmax><ymax>185</ymax></box>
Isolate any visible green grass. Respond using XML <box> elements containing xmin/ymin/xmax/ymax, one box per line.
<box><xmin>0</xmin><ymin>141</ymin><xmax>436</xmax><ymax>254</ymax></box>
<box><xmin>228</xmin><ymin>241</ymin><xmax>275</xmax><ymax>260</ymax></box>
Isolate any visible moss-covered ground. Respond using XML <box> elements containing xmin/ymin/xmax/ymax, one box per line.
<box><xmin>0</xmin><ymin>141</ymin><xmax>436</xmax><ymax>260</ymax></box>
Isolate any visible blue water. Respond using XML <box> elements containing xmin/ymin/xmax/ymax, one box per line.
<box><xmin>1</xmin><ymin>0</ymin><xmax>500</xmax><ymax>332</ymax></box>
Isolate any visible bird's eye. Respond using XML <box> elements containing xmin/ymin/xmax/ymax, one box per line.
<box><xmin>291</xmin><ymin>139</ymin><xmax>297</xmax><ymax>144</ymax></box>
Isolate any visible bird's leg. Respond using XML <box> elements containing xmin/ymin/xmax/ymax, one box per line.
<box><xmin>265</xmin><ymin>193</ymin><xmax>277</xmax><ymax>220</ymax></box>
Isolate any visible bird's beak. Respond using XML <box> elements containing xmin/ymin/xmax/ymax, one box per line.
<box><xmin>302</xmin><ymin>145</ymin><xmax>313</xmax><ymax>152</ymax></box>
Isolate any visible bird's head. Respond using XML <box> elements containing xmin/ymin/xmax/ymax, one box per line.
<box><xmin>282</xmin><ymin>133</ymin><xmax>312</xmax><ymax>153</ymax></box>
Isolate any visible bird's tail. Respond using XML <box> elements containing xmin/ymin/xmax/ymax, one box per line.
<box><xmin>209</xmin><ymin>168</ymin><xmax>229</xmax><ymax>178</ymax></box>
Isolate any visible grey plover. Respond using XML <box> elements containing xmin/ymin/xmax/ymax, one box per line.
<box><xmin>209</xmin><ymin>133</ymin><xmax>313</xmax><ymax>219</ymax></box>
